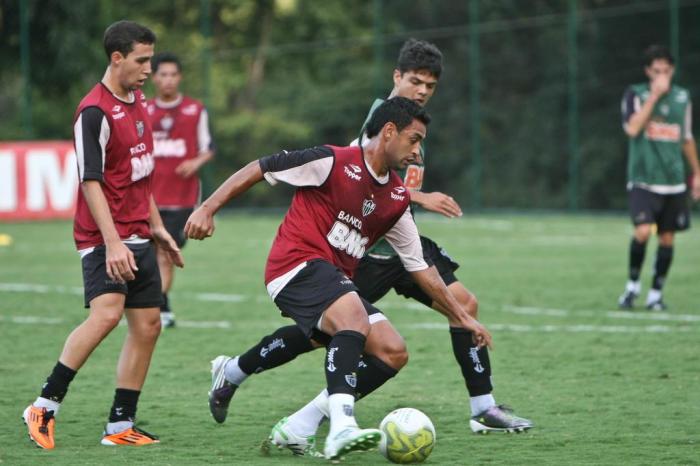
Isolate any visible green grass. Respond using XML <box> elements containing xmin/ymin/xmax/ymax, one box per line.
<box><xmin>1</xmin><ymin>212</ymin><xmax>699</xmax><ymax>465</ymax></box>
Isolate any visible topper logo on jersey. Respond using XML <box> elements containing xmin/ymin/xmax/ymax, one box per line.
<box><xmin>112</xmin><ymin>105</ymin><xmax>125</xmax><ymax>120</ymax></box>
<box><xmin>344</xmin><ymin>164</ymin><xmax>362</xmax><ymax>181</ymax></box>
<box><xmin>327</xmin><ymin>211</ymin><xmax>369</xmax><ymax>259</ymax></box>
<box><xmin>391</xmin><ymin>186</ymin><xmax>406</xmax><ymax>201</ymax></box>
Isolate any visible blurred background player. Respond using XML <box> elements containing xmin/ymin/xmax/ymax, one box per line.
<box><xmin>618</xmin><ymin>45</ymin><xmax>700</xmax><ymax>311</ymax></box>
<box><xmin>147</xmin><ymin>52</ymin><xmax>214</xmax><ymax>328</ymax></box>
<box><xmin>22</xmin><ymin>20</ymin><xmax>183</xmax><ymax>449</ymax></box>
<box><xmin>206</xmin><ymin>39</ymin><xmax>531</xmax><ymax>445</ymax></box>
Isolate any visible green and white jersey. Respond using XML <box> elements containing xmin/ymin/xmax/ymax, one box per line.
<box><xmin>354</xmin><ymin>98</ymin><xmax>426</xmax><ymax>259</ymax></box>
<box><xmin>621</xmin><ymin>83</ymin><xmax>693</xmax><ymax>194</ymax></box>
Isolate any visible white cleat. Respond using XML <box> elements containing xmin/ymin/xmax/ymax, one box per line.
<box><xmin>261</xmin><ymin>417</ymin><xmax>323</xmax><ymax>457</ymax></box>
<box><xmin>323</xmin><ymin>426</ymin><xmax>383</xmax><ymax>461</ymax></box>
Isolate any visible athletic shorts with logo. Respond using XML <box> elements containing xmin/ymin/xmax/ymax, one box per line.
<box><xmin>354</xmin><ymin>235</ymin><xmax>460</xmax><ymax>307</ymax></box>
<box><xmin>628</xmin><ymin>186</ymin><xmax>690</xmax><ymax>232</ymax></box>
<box><xmin>159</xmin><ymin>207</ymin><xmax>194</xmax><ymax>249</ymax></box>
<box><xmin>81</xmin><ymin>242</ymin><xmax>163</xmax><ymax>308</ymax></box>
<box><xmin>272</xmin><ymin>259</ymin><xmax>385</xmax><ymax>340</ymax></box>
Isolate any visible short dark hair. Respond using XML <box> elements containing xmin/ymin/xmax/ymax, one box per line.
<box><xmin>152</xmin><ymin>52</ymin><xmax>182</xmax><ymax>73</ymax></box>
<box><xmin>103</xmin><ymin>20</ymin><xmax>156</xmax><ymax>60</ymax></box>
<box><xmin>396</xmin><ymin>38</ymin><xmax>443</xmax><ymax>78</ymax></box>
<box><xmin>365</xmin><ymin>97</ymin><xmax>431</xmax><ymax>138</ymax></box>
<box><xmin>644</xmin><ymin>44</ymin><xmax>674</xmax><ymax>67</ymax></box>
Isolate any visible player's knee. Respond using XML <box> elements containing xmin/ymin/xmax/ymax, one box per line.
<box><xmin>463</xmin><ymin>291</ymin><xmax>479</xmax><ymax>318</ymax></box>
<box><xmin>131</xmin><ymin>315</ymin><xmax>161</xmax><ymax>341</ymax></box>
<box><xmin>634</xmin><ymin>225</ymin><xmax>652</xmax><ymax>243</ymax></box>
<box><xmin>90</xmin><ymin>310</ymin><xmax>122</xmax><ymax>334</ymax></box>
<box><xmin>379</xmin><ymin>337</ymin><xmax>408</xmax><ymax>370</ymax></box>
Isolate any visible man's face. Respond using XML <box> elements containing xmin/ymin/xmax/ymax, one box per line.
<box><xmin>393</xmin><ymin>69</ymin><xmax>438</xmax><ymax>107</ymax></box>
<box><xmin>152</xmin><ymin>62</ymin><xmax>181</xmax><ymax>98</ymax></box>
<box><xmin>645</xmin><ymin>58</ymin><xmax>674</xmax><ymax>83</ymax></box>
<box><xmin>384</xmin><ymin>119</ymin><xmax>427</xmax><ymax>170</ymax></box>
<box><xmin>113</xmin><ymin>42</ymin><xmax>154</xmax><ymax>90</ymax></box>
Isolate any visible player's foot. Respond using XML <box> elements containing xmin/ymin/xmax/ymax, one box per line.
<box><xmin>101</xmin><ymin>426</ymin><xmax>160</xmax><ymax>445</ymax></box>
<box><xmin>23</xmin><ymin>405</ymin><xmax>55</xmax><ymax>449</ymax></box>
<box><xmin>209</xmin><ymin>355</ymin><xmax>237</xmax><ymax>423</ymax></box>
<box><xmin>260</xmin><ymin>417</ymin><xmax>323</xmax><ymax>457</ymax></box>
<box><xmin>646</xmin><ymin>299</ymin><xmax>667</xmax><ymax>311</ymax></box>
<box><xmin>160</xmin><ymin>311</ymin><xmax>176</xmax><ymax>328</ymax></box>
<box><xmin>470</xmin><ymin>405</ymin><xmax>533</xmax><ymax>433</ymax></box>
<box><xmin>323</xmin><ymin>426</ymin><xmax>383</xmax><ymax>461</ymax></box>
<box><xmin>618</xmin><ymin>290</ymin><xmax>638</xmax><ymax>309</ymax></box>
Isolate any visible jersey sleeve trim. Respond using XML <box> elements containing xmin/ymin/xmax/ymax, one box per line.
<box><xmin>259</xmin><ymin>146</ymin><xmax>335</xmax><ymax>187</ymax></box>
<box><xmin>621</xmin><ymin>87</ymin><xmax>640</xmax><ymax>127</ymax></box>
<box><xmin>384</xmin><ymin>206</ymin><xmax>428</xmax><ymax>272</ymax></box>
<box><xmin>197</xmin><ymin>108</ymin><xmax>214</xmax><ymax>153</ymax></box>
<box><xmin>685</xmin><ymin>102</ymin><xmax>693</xmax><ymax>141</ymax></box>
<box><xmin>74</xmin><ymin>106</ymin><xmax>110</xmax><ymax>182</ymax></box>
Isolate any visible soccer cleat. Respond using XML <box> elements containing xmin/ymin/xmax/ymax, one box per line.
<box><xmin>209</xmin><ymin>355</ymin><xmax>237</xmax><ymax>423</ymax></box>
<box><xmin>646</xmin><ymin>299</ymin><xmax>667</xmax><ymax>311</ymax></box>
<box><xmin>160</xmin><ymin>311</ymin><xmax>176</xmax><ymax>329</ymax></box>
<box><xmin>101</xmin><ymin>426</ymin><xmax>160</xmax><ymax>445</ymax></box>
<box><xmin>261</xmin><ymin>417</ymin><xmax>323</xmax><ymax>457</ymax></box>
<box><xmin>323</xmin><ymin>426</ymin><xmax>383</xmax><ymax>461</ymax></box>
<box><xmin>23</xmin><ymin>405</ymin><xmax>55</xmax><ymax>449</ymax></box>
<box><xmin>618</xmin><ymin>290</ymin><xmax>638</xmax><ymax>310</ymax></box>
<box><xmin>470</xmin><ymin>405</ymin><xmax>533</xmax><ymax>434</ymax></box>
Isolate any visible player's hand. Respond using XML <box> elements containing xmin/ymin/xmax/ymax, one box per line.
<box><xmin>419</xmin><ymin>191</ymin><xmax>463</xmax><ymax>218</ymax></box>
<box><xmin>185</xmin><ymin>206</ymin><xmax>215</xmax><ymax>240</ymax></box>
<box><xmin>105</xmin><ymin>240</ymin><xmax>138</xmax><ymax>284</ymax></box>
<box><xmin>692</xmin><ymin>173</ymin><xmax>700</xmax><ymax>201</ymax></box>
<box><xmin>175</xmin><ymin>159</ymin><xmax>201</xmax><ymax>178</ymax></box>
<box><xmin>152</xmin><ymin>227</ymin><xmax>184</xmax><ymax>268</ymax></box>
<box><xmin>650</xmin><ymin>74</ymin><xmax>671</xmax><ymax>98</ymax></box>
<box><xmin>461</xmin><ymin>315</ymin><xmax>493</xmax><ymax>349</ymax></box>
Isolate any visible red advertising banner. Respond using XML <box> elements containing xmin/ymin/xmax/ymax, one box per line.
<box><xmin>0</xmin><ymin>141</ymin><xmax>78</xmax><ymax>221</ymax></box>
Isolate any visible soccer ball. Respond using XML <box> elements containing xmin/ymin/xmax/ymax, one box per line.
<box><xmin>379</xmin><ymin>408</ymin><xmax>436</xmax><ymax>464</ymax></box>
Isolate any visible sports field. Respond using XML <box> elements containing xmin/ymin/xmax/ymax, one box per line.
<box><xmin>1</xmin><ymin>212</ymin><xmax>698</xmax><ymax>465</ymax></box>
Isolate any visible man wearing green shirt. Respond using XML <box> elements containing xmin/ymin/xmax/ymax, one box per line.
<box><xmin>618</xmin><ymin>45</ymin><xmax>700</xmax><ymax>310</ymax></box>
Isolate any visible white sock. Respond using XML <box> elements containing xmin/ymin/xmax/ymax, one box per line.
<box><xmin>626</xmin><ymin>280</ymin><xmax>641</xmax><ymax>295</ymax></box>
<box><xmin>33</xmin><ymin>397</ymin><xmax>60</xmax><ymax>415</ymax></box>
<box><xmin>223</xmin><ymin>356</ymin><xmax>248</xmax><ymax>386</ymax></box>
<box><xmin>105</xmin><ymin>420</ymin><xmax>133</xmax><ymax>435</ymax></box>
<box><xmin>313</xmin><ymin>389</ymin><xmax>330</xmax><ymax>418</ymax></box>
<box><xmin>470</xmin><ymin>394</ymin><xmax>496</xmax><ymax>417</ymax></box>
<box><xmin>327</xmin><ymin>393</ymin><xmax>357</xmax><ymax>436</ymax></box>
<box><xmin>646</xmin><ymin>288</ymin><xmax>662</xmax><ymax>305</ymax></box>
<box><xmin>287</xmin><ymin>390</ymin><xmax>328</xmax><ymax>437</ymax></box>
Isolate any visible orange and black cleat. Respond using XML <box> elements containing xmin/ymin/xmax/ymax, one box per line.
<box><xmin>101</xmin><ymin>426</ymin><xmax>160</xmax><ymax>446</ymax></box>
<box><xmin>23</xmin><ymin>405</ymin><xmax>56</xmax><ymax>449</ymax></box>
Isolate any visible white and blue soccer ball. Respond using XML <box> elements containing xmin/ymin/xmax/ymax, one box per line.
<box><xmin>379</xmin><ymin>408</ymin><xmax>436</xmax><ymax>464</ymax></box>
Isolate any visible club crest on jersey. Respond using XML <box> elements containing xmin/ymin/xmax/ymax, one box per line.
<box><xmin>362</xmin><ymin>199</ymin><xmax>376</xmax><ymax>217</ymax></box>
<box><xmin>136</xmin><ymin>121</ymin><xmax>145</xmax><ymax>138</ymax></box>
<box><xmin>160</xmin><ymin>115</ymin><xmax>174</xmax><ymax>131</ymax></box>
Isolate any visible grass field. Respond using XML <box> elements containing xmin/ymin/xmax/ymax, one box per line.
<box><xmin>1</xmin><ymin>212</ymin><xmax>699</xmax><ymax>465</ymax></box>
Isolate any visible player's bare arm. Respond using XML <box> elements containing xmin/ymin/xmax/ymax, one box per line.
<box><xmin>81</xmin><ymin>180</ymin><xmax>137</xmax><ymax>284</ymax></box>
<box><xmin>409</xmin><ymin>189</ymin><xmax>462</xmax><ymax>218</ymax></box>
<box><xmin>148</xmin><ymin>195</ymin><xmax>184</xmax><ymax>267</ymax></box>
<box><xmin>185</xmin><ymin>160</ymin><xmax>264</xmax><ymax>240</ymax></box>
<box><xmin>175</xmin><ymin>149</ymin><xmax>214</xmax><ymax>178</ymax></box>
<box><xmin>682</xmin><ymin>139</ymin><xmax>700</xmax><ymax>200</ymax></box>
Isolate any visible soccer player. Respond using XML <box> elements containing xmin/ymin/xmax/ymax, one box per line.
<box><xmin>186</xmin><ymin>97</ymin><xmax>492</xmax><ymax>460</ymax></box>
<box><xmin>22</xmin><ymin>21</ymin><xmax>183</xmax><ymax>449</ymax></box>
<box><xmin>147</xmin><ymin>52</ymin><xmax>214</xmax><ymax>328</ymax></box>
<box><xmin>618</xmin><ymin>45</ymin><xmax>700</xmax><ymax>310</ymax></box>
<box><xmin>206</xmin><ymin>40</ymin><xmax>532</xmax><ymax>447</ymax></box>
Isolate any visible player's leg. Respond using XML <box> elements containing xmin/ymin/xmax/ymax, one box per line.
<box><xmin>102</xmin><ymin>243</ymin><xmax>163</xmax><ymax>446</ymax></box>
<box><xmin>23</xmin><ymin>245</ymin><xmax>128</xmax><ymax>449</ymax></box>
<box><xmin>157</xmin><ymin>208</ymin><xmax>191</xmax><ymax>328</ymax></box>
<box><xmin>619</xmin><ymin>187</ymin><xmax>655</xmax><ymax>308</ymax></box>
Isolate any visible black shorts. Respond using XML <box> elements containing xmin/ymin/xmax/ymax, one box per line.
<box><xmin>628</xmin><ymin>187</ymin><xmax>690</xmax><ymax>232</ymax></box>
<box><xmin>272</xmin><ymin>259</ymin><xmax>384</xmax><ymax>339</ymax></box>
<box><xmin>354</xmin><ymin>236</ymin><xmax>460</xmax><ymax>307</ymax></box>
<box><xmin>159</xmin><ymin>208</ymin><xmax>194</xmax><ymax>249</ymax></box>
<box><xmin>81</xmin><ymin>242</ymin><xmax>163</xmax><ymax>308</ymax></box>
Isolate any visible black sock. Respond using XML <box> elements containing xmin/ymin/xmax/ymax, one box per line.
<box><xmin>237</xmin><ymin>325</ymin><xmax>315</xmax><ymax>375</ymax></box>
<box><xmin>326</xmin><ymin>330</ymin><xmax>365</xmax><ymax>396</ymax></box>
<box><xmin>652</xmin><ymin>246</ymin><xmax>673</xmax><ymax>290</ymax></box>
<box><xmin>629</xmin><ymin>238</ymin><xmax>647</xmax><ymax>281</ymax></box>
<box><xmin>355</xmin><ymin>354</ymin><xmax>398</xmax><ymax>400</ymax></box>
<box><xmin>160</xmin><ymin>293</ymin><xmax>170</xmax><ymax>313</ymax></box>
<box><xmin>40</xmin><ymin>361</ymin><xmax>77</xmax><ymax>403</ymax></box>
<box><xmin>450</xmin><ymin>327</ymin><xmax>493</xmax><ymax>396</ymax></box>
<box><xmin>108</xmin><ymin>388</ymin><xmax>140</xmax><ymax>423</ymax></box>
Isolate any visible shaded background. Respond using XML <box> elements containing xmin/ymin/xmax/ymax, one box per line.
<box><xmin>2</xmin><ymin>0</ymin><xmax>699</xmax><ymax>210</ymax></box>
